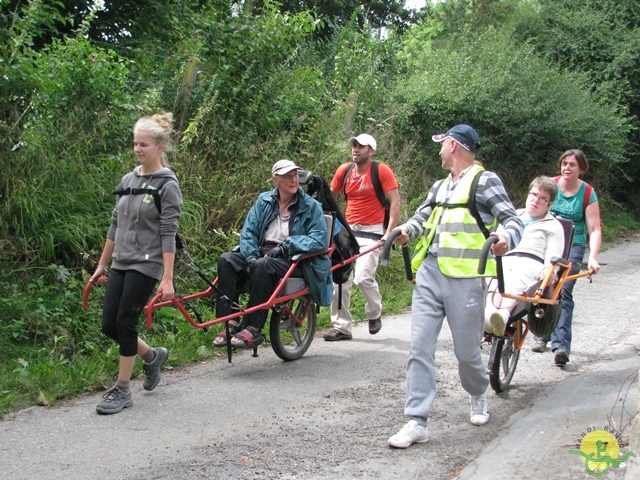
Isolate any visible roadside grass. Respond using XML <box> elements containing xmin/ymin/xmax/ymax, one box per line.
<box><xmin>600</xmin><ymin>198</ymin><xmax>640</xmax><ymax>250</ymax></box>
<box><xmin>0</xmin><ymin>250</ymin><xmax>412</xmax><ymax>417</ymax></box>
<box><xmin>0</xmin><ymin>316</ymin><xmax>225</xmax><ymax>415</ymax></box>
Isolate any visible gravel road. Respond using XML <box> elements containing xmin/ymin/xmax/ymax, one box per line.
<box><xmin>1</xmin><ymin>234</ymin><xmax>639</xmax><ymax>480</ymax></box>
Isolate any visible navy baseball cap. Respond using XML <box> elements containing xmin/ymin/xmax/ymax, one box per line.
<box><xmin>432</xmin><ymin>124</ymin><xmax>481</xmax><ymax>153</ymax></box>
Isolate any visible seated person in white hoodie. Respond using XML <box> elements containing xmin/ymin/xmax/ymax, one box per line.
<box><xmin>485</xmin><ymin>176</ymin><xmax>565</xmax><ymax>336</ymax></box>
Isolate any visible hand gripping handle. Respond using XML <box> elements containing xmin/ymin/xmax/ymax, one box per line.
<box><xmin>381</xmin><ymin>228</ymin><xmax>414</xmax><ymax>282</ymax></box>
<box><xmin>478</xmin><ymin>236</ymin><xmax>504</xmax><ymax>292</ymax></box>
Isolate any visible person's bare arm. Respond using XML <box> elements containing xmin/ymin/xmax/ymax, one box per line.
<box><xmin>382</xmin><ymin>187</ymin><xmax>401</xmax><ymax>242</ymax></box>
<box><xmin>585</xmin><ymin>200</ymin><xmax>602</xmax><ymax>273</ymax></box>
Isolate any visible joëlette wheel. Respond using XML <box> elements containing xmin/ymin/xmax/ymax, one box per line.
<box><xmin>269</xmin><ymin>294</ymin><xmax>317</xmax><ymax>361</ymax></box>
<box><xmin>488</xmin><ymin>320</ymin><xmax>523</xmax><ymax>392</ymax></box>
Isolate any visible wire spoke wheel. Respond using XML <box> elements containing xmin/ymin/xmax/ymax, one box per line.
<box><xmin>269</xmin><ymin>295</ymin><xmax>316</xmax><ymax>361</ymax></box>
<box><xmin>488</xmin><ymin>320</ymin><xmax>523</xmax><ymax>393</ymax></box>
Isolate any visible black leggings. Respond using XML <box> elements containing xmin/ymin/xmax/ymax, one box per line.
<box><xmin>102</xmin><ymin>269</ymin><xmax>157</xmax><ymax>357</ymax></box>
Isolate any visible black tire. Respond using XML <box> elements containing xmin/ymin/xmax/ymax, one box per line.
<box><xmin>488</xmin><ymin>320</ymin><xmax>523</xmax><ymax>393</ymax></box>
<box><xmin>528</xmin><ymin>302</ymin><xmax>562</xmax><ymax>338</ymax></box>
<box><xmin>269</xmin><ymin>295</ymin><xmax>317</xmax><ymax>361</ymax></box>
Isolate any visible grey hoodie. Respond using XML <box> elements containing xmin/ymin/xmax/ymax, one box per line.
<box><xmin>107</xmin><ymin>166</ymin><xmax>182</xmax><ymax>280</ymax></box>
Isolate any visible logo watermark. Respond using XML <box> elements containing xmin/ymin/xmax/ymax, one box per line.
<box><xmin>569</xmin><ymin>426</ymin><xmax>636</xmax><ymax>476</ymax></box>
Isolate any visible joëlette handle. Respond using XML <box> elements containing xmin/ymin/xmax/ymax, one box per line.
<box><xmin>381</xmin><ymin>228</ymin><xmax>413</xmax><ymax>282</ymax></box>
<box><xmin>82</xmin><ymin>281</ymin><xmax>94</xmax><ymax>310</ymax></box>
<box><xmin>478</xmin><ymin>236</ymin><xmax>504</xmax><ymax>292</ymax></box>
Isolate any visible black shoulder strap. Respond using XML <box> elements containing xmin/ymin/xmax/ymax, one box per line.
<box><xmin>428</xmin><ymin>170</ymin><xmax>489</xmax><ymax>239</ymax></box>
<box><xmin>341</xmin><ymin>161</ymin><xmax>389</xmax><ymax>210</ymax></box>
<box><xmin>341</xmin><ymin>162</ymin><xmax>356</xmax><ymax>200</ymax></box>
<box><xmin>114</xmin><ymin>177</ymin><xmax>182</xmax><ymax>248</ymax></box>
<box><xmin>426</xmin><ymin>179</ymin><xmax>445</xmax><ymax>209</ymax></box>
<box><xmin>468</xmin><ymin>170</ymin><xmax>490</xmax><ymax>239</ymax></box>
<box><xmin>370</xmin><ymin>161</ymin><xmax>390</xmax><ymax>210</ymax></box>
<box><xmin>114</xmin><ymin>177</ymin><xmax>176</xmax><ymax>214</ymax></box>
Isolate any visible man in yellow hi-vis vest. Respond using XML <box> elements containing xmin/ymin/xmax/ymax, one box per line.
<box><xmin>388</xmin><ymin>124</ymin><xmax>524</xmax><ymax>449</ymax></box>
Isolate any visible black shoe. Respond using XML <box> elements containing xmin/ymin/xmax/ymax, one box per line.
<box><xmin>143</xmin><ymin>347</ymin><xmax>168</xmax><ymax>391</ymax></box>
<box><xmin>554</xmin><ymin>348</ymin><xmax>569</xmax><ymax>365</ymax></box>
<box><xmin>96</xmin><ymin>386</ymin><xmax>133</xmax><ymax>415</ymax></box>
<box><xmin>368</xmin><ymin>316</ymin><xmax>382</xmax><ymax>335</ymax></box>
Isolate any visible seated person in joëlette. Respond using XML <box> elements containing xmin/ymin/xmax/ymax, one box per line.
<box><xmin>484</xmin><ymin>176</ymin><xmax>565</xmax><ymax>336</ymax></box>
<box><xmin>213</xmin><ymin>159</ymin><xmax>333</xmax><ymax>348</ymax></box>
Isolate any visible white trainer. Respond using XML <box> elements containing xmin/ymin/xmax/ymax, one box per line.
<box><xmin>388</xmin><ymin>420</ymin><xmax>429</xmax><ymax>448</ymax></box>
<box><xmin>470</xmin><ymin>393</ymin><xmax>490</xmax><ymax>426</ymax></box>
<box><xmin>489</xmin><ymin>310</ymin><xmax>508</xmax><ymax>337</ymax></box>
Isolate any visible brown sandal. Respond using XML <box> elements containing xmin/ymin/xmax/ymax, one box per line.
<box><xmin>213</xmin><ymin>321</ymin><xmax>241</xmax><ymax>347</ymax></box>
<box><xmin>322</xmin><ymin>329</ymin><xmax>352</xmax><ymax>341</ymax></box>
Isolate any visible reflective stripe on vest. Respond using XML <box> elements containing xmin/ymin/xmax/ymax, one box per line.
<box><xmin>436</xmin><ymin>165</ymin><xmax>496</xmax><ymax>278</ymax></box>
<box><xmin>410</xmin><ymin>206</ymin><xmax>443</xmax><ymax>274</ymax></box>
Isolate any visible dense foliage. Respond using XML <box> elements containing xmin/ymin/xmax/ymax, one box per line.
<box><xmin>392</xmin><ymin>29</ymin><xmax>628</xmax><ymax>205</ymax></box>
<box><xmin>1</xmin><ymin>0</ymin><xmax>638</xmax><ymax>414</ymax></box>
<box><xmin>511</xmin><ymin>0</ymin><xmax>640</xmax><ymax>203</ymax></box>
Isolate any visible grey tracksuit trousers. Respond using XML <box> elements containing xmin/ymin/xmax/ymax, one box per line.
<box><xmin>404</xmin><ymin>254</ymin><xmax>489</xmax><ymax>420</ymax></box>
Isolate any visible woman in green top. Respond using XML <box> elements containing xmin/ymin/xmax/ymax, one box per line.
<box><xmin>532</xmin><ymin>149</ymin><xmax>602</xmax><ymax>365</ymax></box>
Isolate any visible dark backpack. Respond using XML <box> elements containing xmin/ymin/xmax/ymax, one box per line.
<box><xmin>341</xmin><ymin>161</ymin><xmax>391</xmax><ymax>229</ymax></box>
<box><xmin>306</xmin><ymin>174</ymin><xmax>359</xmax><ymax>284</ymax></box>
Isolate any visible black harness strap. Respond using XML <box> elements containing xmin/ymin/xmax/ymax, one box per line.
<box><xmin>427</xmin><ymin>170</ymin><xmax>491</xmax><ymax>239</ymax></box>
<box><xmin>354</xmin><ymin>231</ymin><xmax>384</xmax><ymax>241</ymax></box>
<box><xmin>341</xmin><ymin>161</ymin><xmax>390</xmax><ymax>228</ymax></box>
<box><xmin>504</xmin><ymin>251</ymin><xmax>544</xmax><ymax>263</ymax></box>
<box><xmin>114</xmin><ymin>177</ymin><xmax>182</xmax><ymax>245</ymax></box>
<box><xmin>114</xmin><ymin>179</ymin><xmax>174</xmax><ymax>214</ymax></box>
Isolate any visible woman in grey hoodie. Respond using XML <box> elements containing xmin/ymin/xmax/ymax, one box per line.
<box><xmin>89</xmin><ymin>113</ymin><xmax>183</xmax><ymax>415</ymax></box>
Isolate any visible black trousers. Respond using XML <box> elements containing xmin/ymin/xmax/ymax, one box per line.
<box><xmin>216</xmin><ymin>251</ymin><xmax>302</xmax><ymax>330</ymax></box>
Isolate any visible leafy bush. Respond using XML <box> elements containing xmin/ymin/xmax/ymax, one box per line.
<box><xmin>390</xmin><ymin>30</ymin><xmax>629</xmax><ymax>198</ymax></box>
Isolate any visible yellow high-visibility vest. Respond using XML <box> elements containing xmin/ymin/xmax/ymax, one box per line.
<box><xmin>412</xmin><ymin>164</ymin><xmax>497</xmax><ymax>277</ymax></box>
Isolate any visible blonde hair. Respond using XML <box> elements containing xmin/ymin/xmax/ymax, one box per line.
<box><xmin>134</xmin><ymin>112</ymin><xmax>175</xmax><ymax>167</ymax></box>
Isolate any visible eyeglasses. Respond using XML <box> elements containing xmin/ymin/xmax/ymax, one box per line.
<box><xmin>528</xmin><ymin>191</ymin><xmax>550</xmax><ymax>203</ymax></box>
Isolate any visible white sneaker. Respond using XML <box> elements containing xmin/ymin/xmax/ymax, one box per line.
<box><xmin>470</xmin><ymin>393</ymin><xmax>490</xmax><ymax>426</ymax></box>
<box><xmin>489</xmin><ymin>310</ymin><xmax>508</xmax><ymax>337</ymax></box>
<box><xmin>388</xmin><ymin>420</ymin><xmax>429</xmax><ymax>448</ymax></box>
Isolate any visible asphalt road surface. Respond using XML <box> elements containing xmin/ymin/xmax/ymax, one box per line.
<box><xmin>1</xmin><ymin>234</ymin><xmax>639</xmax><ymax>480</ymax></box>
